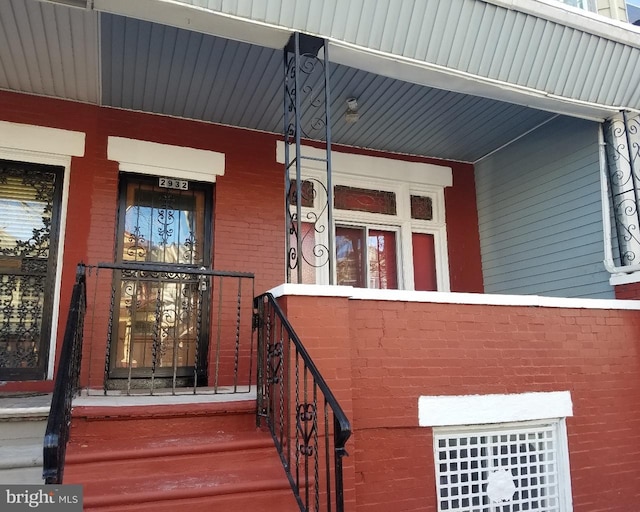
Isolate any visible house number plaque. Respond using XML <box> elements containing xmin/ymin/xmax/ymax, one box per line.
<box><xmin>158</xmin><ymin>177</ymin><xmax>189</xmax><ymax>190</ymax></box>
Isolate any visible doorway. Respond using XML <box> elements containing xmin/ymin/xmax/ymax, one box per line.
<box><xmin>108</xmin><ymin>174</ymin><xmax>213</xmax><ymax>388</ymax></box>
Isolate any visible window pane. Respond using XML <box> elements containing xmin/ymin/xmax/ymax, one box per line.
<box><xmin>368</xmin><ymin>230</ymin><xmax>397</xmax><ymax>289</ymax></box>
<box><xmin>336</xmin><ymin>226</ymin><xmax>365</xmax><ymax>287</ymax></box>
<box><xmin>410</xmin><ymin>195</ymin><xmax>433</xmax><ymax>220</ymax></box>
<box><xmin>334</xmin><ymin>185</ymin><xmax>396</xmax><ymax>215</ymax></box>
<box><xmin>413</xmin><ymin>233</ymin><xmax>437</xmax><ymax>291</ymax></box>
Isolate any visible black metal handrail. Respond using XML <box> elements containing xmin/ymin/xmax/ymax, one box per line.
<box><xmin>43</xmin><ymin>263</ymin><xmax>87</xmax><ymax>484</ymax></box>
<box><xmin>92</xmin><ymin>262</ymin><xmax>255</xmax><ymax>395</ymax></box>
<box><xmin>254</xmin><ymin>292</ymin><xmax>351</xmax><ymax>512</ymax></box>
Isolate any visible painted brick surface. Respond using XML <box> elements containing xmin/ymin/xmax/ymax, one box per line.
<box><xmin>280</xmin><ymin>295</ymin><xmax>640</xmax><ymax>512</ymax></box>
<box><xmin>614</xmin><ymin>282</ymin><xmax>640</xmax><ymax>299</ymax></box>
<box><xmin>0</xmin><ymin>90</ymin><xmax>483</xmax><ymax>389</ymax></box>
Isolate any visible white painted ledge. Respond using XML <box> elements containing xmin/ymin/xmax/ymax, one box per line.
<box><xmin>609</xmin><ymin>271</ymin><xmax>640</xmax><ymax>286</ymax></box>
<box><xmin>107</xmin><ymin>136</ymin><xmax>225</xmax><ymax>182</ymax></box>
<box><xmin>419</xmin><ymin>391</ymin><xmax>573</xmax><ymax>427</ymax></box>
<box><xmin>268</xmin><ymin>283</ymin><xmax>640</xmax><ymax>310</ymax></box>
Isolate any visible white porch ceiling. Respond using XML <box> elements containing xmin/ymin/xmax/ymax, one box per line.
<box><xmin>2</xmin><ymin>0</ymin><xmax>637</xmax><ymax>162</ymax></box>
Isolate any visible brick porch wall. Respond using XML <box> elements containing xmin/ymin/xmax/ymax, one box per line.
<box><xmin>280</xmin><ymin>293</ymin><xmax>640</xmax><ymax>512</ymax></box>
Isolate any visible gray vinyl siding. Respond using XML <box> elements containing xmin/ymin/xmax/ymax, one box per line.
<box><xmin>475</xmin><ymin>116</ymin><xmax>614</xmax><ymax>298</ymax></box>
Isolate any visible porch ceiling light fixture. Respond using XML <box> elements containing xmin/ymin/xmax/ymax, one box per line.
<box><xmin>345</xmin><ymin>98</ymin><xmax>359</xmax><ymax>124</ymax></box>
<box><xmin>39</xmin><ymin>0</ymin><xmax>92</xmax><ymax>9</ymax></box>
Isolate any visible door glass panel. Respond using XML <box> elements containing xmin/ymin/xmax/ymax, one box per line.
<box><xmin>113</xmin><ymin>178</ymin><xmax>210</xmax><ymax>379</ymax></box>
<box><xmin>0</xmin><ymin>161</ymin><xmax>61</xmax><ymax>379</ymax></box>
<box><xmin>336</xmin><ymin>226</ymin><xmax>365</xmax><ymax>287</ymax></box>
<box><xmin>123</xmin><ymin>183</ymin><xmax>205</xmax><ymax>265</ymax></box>
<box><xmin>368</xmin><ymin>230</ymin><xmax>397</xmax><ymax>289</ymax></box>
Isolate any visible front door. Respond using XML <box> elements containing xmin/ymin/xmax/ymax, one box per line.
<box><xmin>108</xmin><ymin>174</ymin><xmax>213</xmax><ymax>387</ymax></box>
<box><xmin>0</xmin><ymin>160</ymin><xmax>63</xmax><ymax>380</ymax></box>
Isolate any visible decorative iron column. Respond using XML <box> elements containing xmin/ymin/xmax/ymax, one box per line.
<box><xmin>284</xmin><ymin>33</ymin><xmax>334</xmax><ymax>285</ymax></box>
<box><xmin>603</xmin><ymin>111</ymin><xmax>640</xmax><ymax>266</ymax></box>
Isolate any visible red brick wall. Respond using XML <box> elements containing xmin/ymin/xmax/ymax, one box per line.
<box><xmin>281</xmin><ymin>295</ymin><xmax>640</xmax><ymax>512</ymax></box>
<box><xmin>0</xmin><ymin>90</ymin><xmax>483</xmax><ymax>388</ymax></box>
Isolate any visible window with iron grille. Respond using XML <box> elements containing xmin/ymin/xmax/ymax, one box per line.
<box><xmin>434</xmin><ymin>420</ymin><xmax>572</xmax><ymax>512</ymax></box>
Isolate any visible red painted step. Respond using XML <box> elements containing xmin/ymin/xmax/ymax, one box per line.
<box><xmin>64</xmin><ymin>399</ymin><xmax>300</xmax><ymax>511</ymax></box>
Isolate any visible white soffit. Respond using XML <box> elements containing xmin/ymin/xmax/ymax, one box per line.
<box><xmin>107</xmin><ymin>136</ymin><xmax>225</xmax><ymax>182</ymax></box>
<box><xmin>418</xmin><ymin>391</ymin><xmax>573</xmax><ymax>427</ymax></box>
<box><xmin>100</xmin><ymin>0</ymin><xmax>640</xmax><ymax>119</ymax></box>
<box><xmin>327</xmin><ymin>42</ymin><xmax>617</xmax><ymax>122</ymax></box>
<box><xmin>275</xmin><ymin>141</ymin><xmax>453</xmax><ymax>188</ymax></box>
<box><xmin>0</xmin><ymin>0</ymin><xmax>100</xmax><ymax>103</ymax></box>
<box><xmin>0</xmin><ymin>120</ymin><xmax>85</xmax><ymax>156</ymax></box>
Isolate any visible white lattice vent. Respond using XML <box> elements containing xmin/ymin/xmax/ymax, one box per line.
<box><xmin>434</xmin><ymin>421</ymin><xmax>569</xmax><ymax>512</ymax></box>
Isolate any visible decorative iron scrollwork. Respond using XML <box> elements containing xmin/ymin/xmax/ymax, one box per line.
<box><xmin>604</xmin><ymin>113</ymin><xmax>640</xmax><ymax>266</ymax></box>
<box><xmin>0</xmin><ymin>163</ymin><xmax>59</xmax><ymax>375</ymax></box>
<box><xmin>284</xmin><ymin>34</ymin><xmax>334</xmax><ymax>283</ymax></box>
<box><xmin>296</xmin><ymin>403</ymin><xmax>317</xmax><ymax>457</ymax></box>
<box><xmin>267</xmin><ymin>341</ymin><xmax>283</xmax><ymax>384</ymax></box>
<box><xmin>287</xmin><ymin>178</ymin><xmax>331</xmax><ymax>273</ymax></box>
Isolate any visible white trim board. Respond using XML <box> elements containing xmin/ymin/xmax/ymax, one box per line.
<box><xmin>107</xmin><ymin>136</ymin><xmax>225</xmax><ymax>182</ymax></box>
<box><xmin>275</xmin><ymin>141</ymin><xmax>453</xmax><ymax>188</ymax></box>
<box><xmin>269</xmin><ymin>283</ymin><xmax>640</xmax><ymax>310</ymax></box>
<box><xmin>419</xmin><ymin>391</ymin><xmax>573</xmax><ymax>427</ymax></box>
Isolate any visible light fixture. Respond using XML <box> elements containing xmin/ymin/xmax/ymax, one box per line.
<box><xmin>345</xmin><ymin>98</ymin><xmax>359</xmax><ymax>124</ymax></box>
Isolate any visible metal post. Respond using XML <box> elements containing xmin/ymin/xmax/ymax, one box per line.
<box><xmin>283</xmin><ymin>33</ymin><xmax>334</xmax><ymax>285</ymax></box>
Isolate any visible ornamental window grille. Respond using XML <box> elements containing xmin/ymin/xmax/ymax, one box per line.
<box><xmin>434</xmin><ymin>421</ymin><xmax>571</xmax><ymax>512</ymax></box>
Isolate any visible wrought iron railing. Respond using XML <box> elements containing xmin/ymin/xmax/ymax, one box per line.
<box><xmin>88</xmin><ymin>262</ymin><xmax>255</xmax><ymax>395</ymax></box>
<box><xmin>254</xmin><ymin>293</ymin><xmax>351</xmax><ymax>512</ymax></box>
<box><xmin>43</xmin><ymin>263</ymin><xmax>87</xmax><ymax>484</ymax></box>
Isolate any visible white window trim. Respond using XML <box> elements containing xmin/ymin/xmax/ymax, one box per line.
<box><xmin>107</xmin><ymin>136</ymin><xmax>225</xmax><ymax>182</ymax></box>
<box><xmin>0</xmin><ymin>121</ymin><xmax>86</xmax><ymax>380</ymax></box>
<box><xmin>433</xmin><ymin>418</ymin><xmax>573</xmax><ymax>512</ymax></box>
<box><xmin>277</xmin><ymin>141</ymin><xmax>452</xmax><ymax>291</ymax></box>
<box><xmin>424</xmin><ymin>391</ymin><xmax>574</xmax><ymax>512</ymax></box>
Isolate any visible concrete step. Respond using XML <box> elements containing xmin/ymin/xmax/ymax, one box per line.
<box><xmin>0</xmin><ymin>393</ymin><xmax>51</xmax><ymax>484</ymax></box>
<box><xmin>63</xmin><ymin>399</ymin><xmax>299</xmax><ymax>511</ymax></box>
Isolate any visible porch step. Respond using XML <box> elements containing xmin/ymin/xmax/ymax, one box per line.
<box><xmin>0</xmin><ymin>393</ymin><xmax>51</xmax><ymax>484</ymax></box>
<box><xmin>64</xmin><ymin>399</ymin><xmax>299</xmax><ymax>511</ymax></box>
